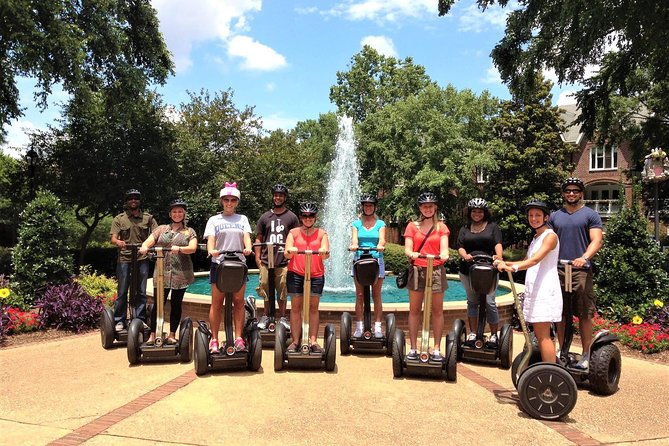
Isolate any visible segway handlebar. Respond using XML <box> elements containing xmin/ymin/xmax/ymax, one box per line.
<box><xmin>292</xmin><ymin>250</ymin><xmax>329</xmax><ymax>255</ymax></box>
<box><xmin>253</xmin><ymin>242</ymin><xmax>286</xmax><ymax>247</ymax></box>
<box><xmin>471</xmin><ymin>254</ymin><xmax>494</xmax><ymax>264</ymax></box>
<box><xmin>416</xmin><ymin>254</ymin><xmax>441</xmax><ymax>259</ymax></box>
<box><xmin>348</xmin><ymin>247</ymin><xmax>379</xmax><ymax>252</ymax></box>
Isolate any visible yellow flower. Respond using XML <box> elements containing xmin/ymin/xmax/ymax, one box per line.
<box><xmin>654</xmin><ymin>299</ymin><xmax>664</xmax><ymax>308</ymax></box>
<box><xmin>632</xmin><ymin>315</ymin><xmax>643</xmax><ymax>325</ymax></box>
<box><xmin>0</xmin><ymin>288</ymin><xmax>9</xmax><ymax>299</ymax></box>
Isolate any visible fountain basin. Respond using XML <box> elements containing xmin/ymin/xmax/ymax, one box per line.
<box><xmin>148</xmin><ymin>271</ymin><xmax>523</xmax><ymax>333</ymax></box>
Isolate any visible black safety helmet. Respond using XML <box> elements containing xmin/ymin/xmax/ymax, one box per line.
<box><xmin>299</xmin><ymin>201</ymin><xmax>318</xmax><ymax>215</ymax></box>
<box><xmin>360</xmin><ymin>193</ymin><xmax>377</xmax><ymax>205</ymax></box>
<box><xmin>467</xmin><ymin>197</ymin><xmax>490</xmax><ymax>220</ymax></box>
<box><xmin>561</xmin><ymin>177</ymin><xmax>585</xmax><ymax>192</ymax></box>
<box><xmin>416</xmin><ymin>192</ymin><xmax>438</xmax><ymax>206</ymax></box>
<box><xmin>125</xmin><ymin>189</ymin><xmax>141</xmax><ymax>200</ymax></box>
<box><xmin>524</xmin><ymin>200</ymin><xmax>550</xmax><ymax>216</ymax></box>
<box><xmin>169</xmin><ymin>198</ymin><xmax>188</xmax><ymax>210</ymax></box>
<box><xmin>271</xmin><ymin>184</ymin><xmax>289</xmax><ymax>195</ymax></box>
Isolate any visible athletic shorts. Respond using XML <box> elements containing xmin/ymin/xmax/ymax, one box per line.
<box><xmin>408</xmin><ymin>264</ymin><xmax>448</xmax><ymax>293</ymax></box>
<box><xmin>258</xmin><ymin>264</ymin><xmax>288</xmax><ymax>300</ymax></box>
<box><xmin>286</xmin><ymin>271</ymin><xmax>325</xmax><ymax>296</ymax></box>
<box><xmin>559</xmin><ymin>268</ymin><xmax>596</xmax><ymax>319</ymax></box>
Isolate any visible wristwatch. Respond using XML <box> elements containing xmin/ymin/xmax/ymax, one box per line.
<box><xmin>582</xmin><ymin>255</ymin><xmax>589</xmax><ymax>262</ymax></box>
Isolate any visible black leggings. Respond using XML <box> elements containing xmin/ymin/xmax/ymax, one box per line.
<box><xmin>150</xmin><ymin>288</ymin><xmax>186</xmax><ymax>333</ymax></box>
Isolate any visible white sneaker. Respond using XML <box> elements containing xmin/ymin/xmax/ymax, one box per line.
<box><xmin>353</xmin><ymin>326</ymin><xmax>363</xmax><ymax>337</ymax></box>
<box><xmin>279</xmin><ymin>316</ymin><xmax>290</xmax><ymax>330</ymax></box>
<box><xmin>374</xmin><ymin>323</ymin><xmax>383</xmax><ymax>338</ymax></box>
<box><xmin>465</xmin><ymin>332</ymin><xmax>476</xmax><ymax>346</ymax></box>
<box><xmin>257</xmin><ymin>315</ymin><xmax>269</xmax><ymax>330</ymax></box>
<box><xmin>115</xmin><ymin>322</ymin><xmax>124</xmax><ymax>332</ymax></box>
<box><xmin>575</xmin><ymin>353</ymin><xmax>589</xmax><ymax>370</ymax></box>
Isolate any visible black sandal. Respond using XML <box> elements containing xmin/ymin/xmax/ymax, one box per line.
<box><xmin>310</xmin><ymin>343</ymin><xmax>322</xmax><ymax>353</ymax></box>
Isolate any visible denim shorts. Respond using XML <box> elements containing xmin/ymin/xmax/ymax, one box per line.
<box><xmin>286</xmin><ymin>271</ymin><xmax>325</xmax><ymax>295</ymax></box>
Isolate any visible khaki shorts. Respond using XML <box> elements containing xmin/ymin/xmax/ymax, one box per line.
<box><xmin>257</xmin><ymin>264</ymin><xmax>288</xmax><ymax>301</ymax></box>
<box><xmin>408</xmin><ymin>264</ymin><xmax>448</xmax><ymax>293</ymax></box>
<box><xmin>559</xmin><ymin>268</ymin><xmax>596</xmax><ymax>319</ymax></box>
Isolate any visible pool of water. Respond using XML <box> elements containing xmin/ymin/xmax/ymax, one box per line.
<box><xmin>187</xmin><ymin>275</ymin><xmax>505</xmax><ymax>304</ymax></box>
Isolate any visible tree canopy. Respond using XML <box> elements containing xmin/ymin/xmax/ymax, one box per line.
<box><xmin>0</xmin><ymin>0</ymin><xmax>173</xmax><ymax>140</ymax></box>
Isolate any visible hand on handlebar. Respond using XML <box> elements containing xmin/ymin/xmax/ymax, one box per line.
<box><xmin>243</xmin><ymin>248</ymin><xmax>252</xmax><ymax>256</ymax></box>
<box><xmin>139</xmin><ymin>246</ymin><xmax>148</xmax><ymax>255</ymax></box>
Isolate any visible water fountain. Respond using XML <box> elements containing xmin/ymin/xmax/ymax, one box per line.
<box><xmin>322</xmin><ymin>115</ymin><xmax>360</xmax><ymax>292</ymax></box>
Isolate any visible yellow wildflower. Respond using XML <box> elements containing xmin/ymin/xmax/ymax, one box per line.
<box><xmin>654</xmin><ymin>299</ymin><xmax>664</xmax><ymax>308</ymax></box>
<box><xmin>632</xmin><ymin>315</ymin><xmax>643</xmax><ymax>325</ymax></box>
<box><xmin>0</xmin><ymin>288</ymin><xmax>9</xmax><ymax>299</ymax></box>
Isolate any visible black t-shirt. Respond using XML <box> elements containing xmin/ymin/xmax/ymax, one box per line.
<box><xmin>456</xmin><ymin>222</ymin><xmax>503</xmax><ymax>275</ymax></box>
<box><xmin>255</xmin><ymin>209</ymin><xmax>299</xmax><ymax>267</ymax></box>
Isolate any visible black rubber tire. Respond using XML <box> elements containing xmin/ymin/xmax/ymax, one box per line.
<box><xmin>324</xmin><ymin>324</ymin><xmax>336</xmax><ymax>371</ymax></box>
<box><xmin>452</xmin><ymin>318</ymin><xmax>466</xmax><ymax>361</ymax></box>
<box><xmin>340</xmin><ymin>312</ymin><xmax>351</xmax><ymax>355</ymax></box>
<box><xmin>392</xmin><ymin>329</ymin><xmax>405</xmax><ymax>378</ymax></box>
<box><xmin>444</xmin><ymin>330</ymin><xmax>457</xmax><ymax>382</ymax></box>
<box><xmin>193</xmin><ymin>327</ymin><xmax>209</xmax><ymax>376</ymax></box>
<box><xmin>100</xmin><ymin>308</ymin><xmax>115</xmax><ymax>349</ymax></box>
<box><xmin>127</xmin><ymin>318</ymin><xmax>143</xmax><ymax>365</ymax></box>
<box><xmin>248</xmin><ymin>329</ymin><xmax>262</xmax><ymax>371</ymax></box>
<box><xmin>589</xmin><ymin>343</ymin><xmax>621</xmax><ymax>395</ymax></box>
<box><xmin>274</xmin><ymin>323</ymin><xmax>287</xmax><ymax>371</ymax></box>
<box><xmin>178</xmin><ymin>318</ymin><xmax>192</xmax><ymax>363</ymax></box>
<box><xmin>511</xmin><ymin>348</ymin><xmax>542</xmax><ymax>389</ymax></box>
<box><xmin>518</xmin><ymin>363</ymin><xmax>578</xmax><ymax>420</ymax></box>
<box><xmin>498</xmin><ymin>324</ymin><xmax>513</xmax><ymax>370</ymax></box>
<box><xmin>385</xmin><ymin>313</ymin><xmax>396</xmax><ymax>357</ymax></box>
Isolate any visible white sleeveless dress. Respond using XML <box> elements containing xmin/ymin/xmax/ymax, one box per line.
<box><xmin>523</xmin><ymin>228</ymin><xmax>562</xmax><ymax>323</ymax></box>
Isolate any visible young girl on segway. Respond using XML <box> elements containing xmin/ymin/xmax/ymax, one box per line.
<box><xmin>203</xmin><ymin>182</ymin><xmax>253</xmax><ymax>354</ymax></box>
<box><xmin>284</xmin><ymin>202</ymin><xmax>330</xmax><ymax>353</ymax></box>
<box><xmin>495</xmin><ymin>200</ymin><xmax>562</xmax><ymax>363</ymax></box>
<box><xmin>404</xmin><ymin>192</ymin><xmax>450</xmax><ymax>361</ymax></box>
<box><xmin>349</xmin><ymin>193</ymin><xmax>386</xmax><ymax>338</ymax></box>
<box><xmin>139</xmin><ymin>199</ymin><xmax>198</xmax><ymax>345</ymax></box>
<box><xmin>457</xmin><ymin>198</ymin><xmax>504</xmax><ymax>347</ymax></box>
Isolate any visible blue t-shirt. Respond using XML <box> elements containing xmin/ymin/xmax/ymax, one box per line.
<box><xmin>549</xmin><ymin>206</ymin><xmax>602</xmax><ymax>262</ymax></box>
<box><xmin>352</xmin><ymin>218</ymin><xmax>385</xmax><ymax>259</ymax></box>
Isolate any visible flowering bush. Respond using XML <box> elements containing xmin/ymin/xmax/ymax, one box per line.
<box><xmin>74</xmin><ymin>265</ymin><xmax>117</xmax><ymax>308</ymax></box>
<box><xmin>589</xmin><ymin>313</ymin><xmax>669</xmax><ymax>354</ymax></box>
<box><xmin>5</xmin><ymin>307</ymin><xmax>40</xmax><ymax>334</ymax></box>
<box><xmin>36</xmin><ymin>282</ymin><xmax>103</xmax><ymax>333</ymax></box>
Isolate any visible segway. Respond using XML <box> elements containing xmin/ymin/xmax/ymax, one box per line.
<box><xmin>126</xmin><ymin>247</ymin><xmax>192</xmax><ymax>364</ymax></box>
<box><xmin>511</xmin><ymin>260</ymin><xmax>621</xmax><ymax>396</ymax></box>
<box><xmin>391</xmin><ymin>255</ymin><xmax>457</xmax><ymax>381</ymax></box>
<box><xmin>253</xmin><ymin>242</ymin><xmax>291</xmax><ymax>348</ymax></box>
<box><xmin>506</xmin><ymin>270</ymin><xmax>578</xmax><ymax>420</ymax></box>
<box><xmin>274</xmin><ymin>250</ymin><xmax>336</xmax><ymax>371</ymax></box>
<box><xmin>193</xmin><ymin>251</ymin><xmax>262</xmax><ymax>375</ymax></box>
<box><xmin>100</xmin><ymin>243</ymin><xmax>151</xmax><ymax>348</ymax></box>
<box><xmin>341</xmin><ymin>247</ymin><xmax>396</xmax><ymax>356</ymax></box>
<box><xmin>452</xmin><ymin>254</ymin><xmax>512</xmax><ymax>368</ymax></box>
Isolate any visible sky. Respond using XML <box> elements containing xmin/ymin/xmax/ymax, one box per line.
<box><xmin>2</xmin><ymin>0</ymin><xmax>581</xmax><ymax>158</ymax></box>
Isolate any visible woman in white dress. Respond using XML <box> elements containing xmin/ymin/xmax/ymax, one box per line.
<box><xmin>495</xmin><ymin>200</ymin><xmax>562</xmax><ymax>363</ymax></box>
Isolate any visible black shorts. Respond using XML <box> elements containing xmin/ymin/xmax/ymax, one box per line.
<box><xmin>286</xmin><ymin>271</ymin><xmax>325</xmax><ymax>295</ymax></box>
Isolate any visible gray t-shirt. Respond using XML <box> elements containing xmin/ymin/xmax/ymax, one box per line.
<box><xmin>204</xmin><ymin>213</ymin><xmax>251</xmax><ymax>263</ymax></box>
<box><xmin>549</xmin><ymin>206</ymin><xmax>602</xmax><ymax>263</ymax></box>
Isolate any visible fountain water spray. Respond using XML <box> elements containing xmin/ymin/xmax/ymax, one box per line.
<box><xmin>322</xmin><ymin>115</ymin><xmax>360</xmax><ymax>291</ymax></box>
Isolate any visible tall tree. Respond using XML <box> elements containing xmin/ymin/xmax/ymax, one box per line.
<box><xmin>0</xmin><ymin>0</ymin><xmax>173</xmax><ymax>140</ymax></box>
<box><xmin>330</xmin><ymin>46</ymin><xmax>435</xmax><ymax>123</ymax></box>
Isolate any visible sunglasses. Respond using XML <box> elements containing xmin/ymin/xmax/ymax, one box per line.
<box><xmin>563</xmin><ymin>189</ymin><xmax>582</xmax><ymax>194</ymax></box>
<box><xmin>300</xmin><ymin>214</ymin><xmax>316</xmax><ymax>218</ymax></box>
<box><xmin>222</xmin><ymin>198</ymin><xmax>238</xmax><ymax>203</ymax></box>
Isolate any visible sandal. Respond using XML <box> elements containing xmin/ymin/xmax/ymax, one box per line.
<box><xmin>310</xmin><ymin>343</ymin><xmax>323</xmax><ymax>353</ymax></box>
<box><xmin>287</xmin><ymin>342</ymin><xmax>298</xmax><ymax>353</ymax></box>
<box><xmin>165</xmin><ymin>337</ymin><xmax>177</xmax><ymax>345</ymax></box>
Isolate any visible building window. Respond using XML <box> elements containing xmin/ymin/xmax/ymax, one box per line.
<box><xmin>590</xmin><ymin>144</ymin><xmax>618</xmax><ymax>171</ymax></box>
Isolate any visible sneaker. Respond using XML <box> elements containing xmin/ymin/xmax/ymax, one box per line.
<box><xmin>353</xmin><ymin>327</ymin><xmax>363</xmax><ymax>337</ymax></box>
<box><xmin>374</xmin><ymin>323</ymin><xmax>383</xmax><ymax>338</ymax></box>
<box><xmin>575</xmin><ymin>353</ymin><xmax>589</xmax><ymax>370</ymax></box>
<box><xmin>406</xmin><ymin>349</ymin><xmax>418</xmax><ymax>360</ymax></box>
<box><xmin>115</xmin><ymin>322</ymin><xmax>124</xmax><ymax>332</ymax></box>
<box><xmin>257</xmin><ymin>315</ymin><xmax>269</xmax><ymax>330</ymax></box>
<box><xmin>487</xmin><ymin>333</ymin><xmax>498</xmax><ymax>348</ymax></box>
<box><xmin>465</xmin><ymin>332</ymin><xmax>476</xmax><ymax>346</ymax></box>
<box><xmin>234</xmin><ymin>337</ymin><xmax>247</xmax><ymax>352</ymax></box>
<box><xmin>209</xmin><ymin>339</ymin><xmax>220</xmax><ymax>354</ymax></box>
<box><xmin>431</xmin><ymin>350</ymin><xmax>443</xmax><ymax>361</ymax></box>
<box><xmin>279</xmin><ymin>316</ymin><xmax>291</xmax><ymax>330</ymax></box>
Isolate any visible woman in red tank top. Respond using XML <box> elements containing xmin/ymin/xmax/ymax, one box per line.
<box><xmin>284</xmin><ymin>202</ymin><xmax>330</xmax><ymax>353</ymax></box>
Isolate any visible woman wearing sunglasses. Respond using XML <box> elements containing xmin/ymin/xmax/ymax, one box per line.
<box><xmin>284</xmin><ymin>201</ymin><xmax>330</xmax><ymax>353</ymax></box>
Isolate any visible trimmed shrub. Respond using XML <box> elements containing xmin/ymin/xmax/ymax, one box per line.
<box><xmin>36</xmin><ymin>281</ymin><xmax>103</xmax><ymax>332</ymax></box>
<box><xmin>11</xmin><ymin>190</ymin><xmax>74</xmax><ymax>308</ymax></box>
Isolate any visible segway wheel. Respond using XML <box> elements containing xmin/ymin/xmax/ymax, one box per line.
<box><xmin>452</xmin><ymin>319</ymin><xmax>466</xmax><ymax>361</ymax></box>
<box><xmin>340</xmin><ymin>312</ymin><xmax>351</xmax><ymax>355</ymax></box>
<box><xmin>385</xmin><ymin>313</ymin><xmax>396</xmax><ymax>357</ymax></box>
<box><xmin>127</xmin><ymin>318</ymin><xmax>143</xmax><ymax>365</ymax></box>
<box><xmin>178</xmin><ymin>318</ymin><xmax>193</xmax><ymax>363</ymax></box>
<box><xmin>324</xmin><ymin>324</ymin><xmax>336</xmax><ymax>372</ymax></box>
<box><xmin>248</xmin><ymin>329</ymin><xmax>262</xmax><ymax>371</ymax></box>
<box><xmin>193</xmin><ymin>328</ymin><xmax>209</xmax><ymax>376</ymax></box>
<box><xmin>392</xmin><ymin>329</ymin><xmax>405</xmax><ymax>378</ymax></box>
<box><xmin>588</xmin><ymin>343</ymin><xmax>621</xmax><ymax>395</ymax></box>
<box><xmin>444</xmin><ymin>330</ymin><xmax>457</xmax><ymax>382</ymax></box>
<box><xmin>517</xmin><ymin>363</ymin><xmax>578</xmax><ymax>421</ymax></box>
<box><xmin>100</xmin><ymin>308</ymin><xmax>115</xmax><ymax>349</ymax></box>
<box><xmin>498</xmin><ymin>324</ymin><xmax>513</xmax><ymax>370</ymax></box>
<box><xmin>511</xmin><ymin>348</ymin><xmax>542</xmax><ymax>389</ymax></box>
<box><xmin>274</xmin><ymin>323</ymin><xmax>287</xmax><ymax>371</ymax></box>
